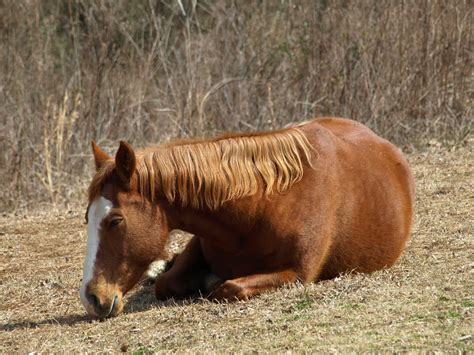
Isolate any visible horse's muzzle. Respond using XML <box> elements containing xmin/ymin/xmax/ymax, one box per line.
<box><xmin>85</xmin><ymin>290</ymin><xmax>122</xmax><ymax>319</ymax></box>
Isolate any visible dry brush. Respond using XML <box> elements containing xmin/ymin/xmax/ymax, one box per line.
<box><xmin>1</xmin><ymin>0</ymin><xmax>472</xmax><ymax>211</ymax></box>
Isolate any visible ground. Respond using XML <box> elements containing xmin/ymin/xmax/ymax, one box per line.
<box><xmin>1</xmin><ymin>143</ymin><xmax>472</xmax><ymax>353</ymax></box>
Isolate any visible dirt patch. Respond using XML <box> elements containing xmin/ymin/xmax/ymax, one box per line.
<box><xmin>1</xmin><ymin>144</ymin><xmax>472</xmax><ymax>352</ymax></box>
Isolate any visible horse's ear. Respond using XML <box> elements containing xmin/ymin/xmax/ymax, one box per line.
<box><xmin>115</xmin><ymin>140</ymin><xmax>136</xmax><ymax>186</ymax></box>
<box><xmin>91</xmin><ymin>140</ymin><xmax>111</xmax><ymax>171</ymax></box>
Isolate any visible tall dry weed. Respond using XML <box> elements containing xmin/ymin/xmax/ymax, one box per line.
<box><xmin>1</xmin><ymin>0</ymin><xmax>472</xmax><ymax>211</ymax></box>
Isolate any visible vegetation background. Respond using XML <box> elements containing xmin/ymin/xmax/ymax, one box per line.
<box><xmin>1</xmin><ymin>0</ymin><xmax>472</xmax><ymax>210</ymax></box>
<box><xmin>1</xmin><ymin>1</ymin><xmax>472</xmax><ymax>352</ymax></box>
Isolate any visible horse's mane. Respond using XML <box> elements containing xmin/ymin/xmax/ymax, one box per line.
<box><xmin>90</xmin><ymin>128</ymin><xmax>314</xmax><ymax>210</ymax></box>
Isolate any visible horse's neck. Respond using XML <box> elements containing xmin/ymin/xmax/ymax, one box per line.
<box><xmin>163</xmin><ymin>198</ymin><xmax>258</xmax><ymax>250</ymax></box>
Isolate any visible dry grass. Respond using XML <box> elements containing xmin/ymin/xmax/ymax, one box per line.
<box><xmin>1</xmin><ymin>143</ymin><xmax>472</xmax><ymax>353</ymax></box>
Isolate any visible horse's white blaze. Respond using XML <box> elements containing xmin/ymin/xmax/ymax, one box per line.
<box><xmin>80</xmin><ymin>196</ymin><xmax>113</xmax><ymax>310</ymax></box>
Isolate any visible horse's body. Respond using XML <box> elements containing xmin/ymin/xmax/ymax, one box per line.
<box><xmin>80</xmin><ymin>118</ymin><xmax>414</xmax><ymax>318</ymax></box>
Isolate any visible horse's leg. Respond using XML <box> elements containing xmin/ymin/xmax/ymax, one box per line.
<box><xmin>208</xmin><ymin>270</ymin><xmax>298</xmax><ymax>301</ymax></box>
<box><xmin>155</xmin><ymin>235</ymin><xmax>211</xmax><ymax>300</ymax></box>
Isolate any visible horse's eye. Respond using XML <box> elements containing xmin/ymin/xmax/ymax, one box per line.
<box><xmin>109</xmin><ymin>217</ymin><xmax>123</xmax><ymax>228</ymax></box>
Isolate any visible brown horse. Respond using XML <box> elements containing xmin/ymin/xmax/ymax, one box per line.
<box><xmin>80</xmin><ymin>117</ymin><xmax>415</xmax><ymax>318</ymax></box>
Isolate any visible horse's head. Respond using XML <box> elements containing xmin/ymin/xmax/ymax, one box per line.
<box><xmin>80</xmin><ymin>141</ymin><xmax>168</xmax><ymax>318</ymax></box>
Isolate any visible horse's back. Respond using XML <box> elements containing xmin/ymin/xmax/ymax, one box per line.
<box><xmin>298</xmin><ymin>118</ymin><xmax>415</xmax><ymax>279</ymax></box>
<box><xmin>301</xmin><ymin>117</ymin><xmax>414</xmax><ymax>201</ymax></box>
<box><xmin>307</xmin><ymin>117</ymin><xmax>415</xmax><ymax>202</ymax></box>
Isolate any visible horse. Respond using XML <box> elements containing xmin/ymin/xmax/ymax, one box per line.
<box><xmin>80</xmin><ymin>117</ymin><xmax>415</xmax><ymax>318</ymax></box>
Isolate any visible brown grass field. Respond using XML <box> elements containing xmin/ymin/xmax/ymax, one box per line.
<box><xmin>0</xmin><ymin>141</ymin><xmax>472</xmax><ymax>353</ymax></box>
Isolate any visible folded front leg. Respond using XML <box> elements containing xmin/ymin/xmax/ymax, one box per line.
<box><xmin>208</xmin><ymin>270</ymin><xmax>298</xmax><ymax>301</ymax></box>
<box><xmin>155</xmin><ymin>236</ymin><xmax>210</xmax><ymax>299</ymax></box>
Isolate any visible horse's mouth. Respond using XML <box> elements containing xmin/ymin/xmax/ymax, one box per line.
<box><xmin>95</xmin><ymin>294</ymin><xmax>120</xmax><ymax>319</ymax></box>
<box><xmin>105</xmin><ymin>294</ymin><xmax>119</xmax><ymax>318</ymax></box>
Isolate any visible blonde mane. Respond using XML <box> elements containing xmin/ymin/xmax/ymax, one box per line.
<box><xmin>90</xmin><ymin>128</ymin><xmax>314</xmax><ymax>210</ymax></box>
<box><xmin>137</xmin><ymin>128</ymin><xmax>313</xmax><ymax>209</ymax></box>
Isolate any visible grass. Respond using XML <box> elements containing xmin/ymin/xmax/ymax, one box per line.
<box><xmin>0</xmin><ymin>141</ymin><xmax>472</xmax><ymax>352</ymax></box>
<box><xmin>1</xmin><ymin>1</ymin><xmax>472</xmax><ymax>211</ymax></box>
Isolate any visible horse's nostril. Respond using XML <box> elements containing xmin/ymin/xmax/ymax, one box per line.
<box><xmin>85</xmin><ymin>291</ymin><xmax>119</xmax><ymax>318</ymax></box>
<box><xmin>88</xmin><ymin>293</ymin><xmax>100</xmax><ymax>308</ymax></box>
